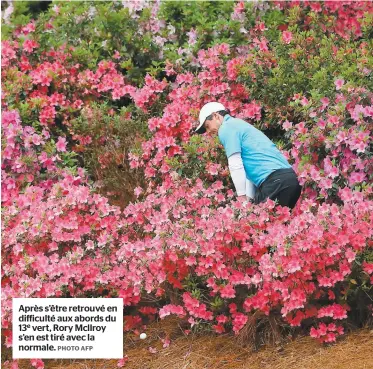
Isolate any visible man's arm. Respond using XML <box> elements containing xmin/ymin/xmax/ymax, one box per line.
<box><xmin>246</xmin><ymin>178</ymin><xmax>256</xmax><ymax>200</ymax></box>
<box><xmin>228</xmin><ymin>153</ymin><xmax>255</xmax><ymax>201</ymax></box>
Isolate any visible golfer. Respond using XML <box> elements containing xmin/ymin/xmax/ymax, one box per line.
<box><xmin>195</xmin><ymin>102</ymin><xmax>301</xmax><ymax>209</ymax></box>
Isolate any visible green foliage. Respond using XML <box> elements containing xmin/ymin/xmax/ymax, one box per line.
<box><xmin>237</xmin><ymin>30</ymin><xmax>372</xmax><ymax>128</ymax></box>
<box><xmin>2</xmin><ymin>1</ymin><xmax>255</xmax><ymax>84</ymax></box>
<box><xmin>165</xmin><ymin>134</ymin><xmax>229</xmax><ymax>185</ymax></box>
<box><xmin>1</xmin><ymin>1</ymin><xmax>49</xmax><ymax>39</ymax></box>
<box><xmin>159</xmin><ymin>1</ymin><xmax>246</xmax><ymax>51</ymax></box>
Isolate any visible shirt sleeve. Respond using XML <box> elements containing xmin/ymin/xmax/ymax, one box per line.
<box><xmin>228</xmin><ymin>152</ymin><xmax>247</xmax><ymax>196</ymax></box>
<box><xmin>245</xmin><ymin>178</ymin><xmax>256</xmax><ymax>199</ymax></box>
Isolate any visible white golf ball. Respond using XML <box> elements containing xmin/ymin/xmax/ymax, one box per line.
<box><xmin>140</xmin><ymin>333</ymin><xmax>147</xmax><ymax>340</ymax></box>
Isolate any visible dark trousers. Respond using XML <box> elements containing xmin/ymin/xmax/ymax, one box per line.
<box><xmin>254</xmin><ymin>168</ymin><xmax>302</xmax><ymax>209</ymax></box>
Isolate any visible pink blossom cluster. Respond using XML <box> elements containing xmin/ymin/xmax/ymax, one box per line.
<box><xmin>317</xmin><ymin>304</ymin><xmax>348</xmax><ymax>320</ymax></box>
<box><xmin>183</xmin><ymin>293</ymin><xmax>213</xmax><ymax>321</ymax></box>
<box><xmin>77</xmin><ymin>61</ymin><xmax>168</xmax><ymax>111</ymax></box>
<box><xmin>231</xmin><ymin>1</ymin><xmax>246</xmax><ymax>22</ymax></box>
<box><xmin>229</xmin><ymin>304</ymin><xmax>248</xmax><ymax>334</ymax></box>
<box><xmin>159</xmin><ymin>304</ymin><xmax>186</xmax><ymax>319</ymax></box>
<box><xmin>310</xmin><ymin>323</ymin><xmax>344</xmax><ymax>343</ymax></box>
<box><xmin>275</xmin><ymin>1</ymin><xmax>372</xmax><ymax>40</ymax></box>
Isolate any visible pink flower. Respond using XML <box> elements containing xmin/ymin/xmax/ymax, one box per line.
<box><xmin>259</xmin><ymin>39</ymin><xmax>268</xmax><ymax>52</ymax></box>
<box><xmin>287</xmin><ymin>258</ymin><xmax>302</xmax><ymax>273</ymax></box>
<box><xmin>220</xmin><ymin>284</ymin><xmax>236</xmax><ymax>299</ymax></box>
<box><xmin>85</xmin><ymin>240</ymin><xmax>94</xmax><ymax>250</ymax></box>
<box><xmin>231</xmin><ymin>1</ymin><xmax>245</xmax><ymax>21</ymax></box>
<box><xmin>319</xmin><ymin>178</ymin><xmax>333</xmax><ymax>190</ymax></box>
<box><xmin>255</xmin><ymin>22</ymin><xmax>268</xmax><ymax>32</ymax></box>
<box><xmin>134</xmin><ymin>187</ymin><xmax>143</xmax><ymax>197</ymax></box>
<box><xmin>325</xmin><ymin>332</ymin><xmax>337</xmax><ymax>343</ymax></box>
<box><xmin>282</xmin><ymin>120</ymin><xmax>293</xmax><ymax>131</ymax></box>
<box><xmin>56</xmin><ymin>137</ymin><xmax>67</xmax><ymax>152</ymax></box>
<box><xmin>117</xmin><ymin>356</ymin><xmax>128</xmax><ymax>367</ymax></box>
<box><xmin>320</xmin><ymin>97</ymin><xmax>330</xmax><ymax>111</ymax></box>
<box><xmin>23</xmin><ymin>39</ymin><xmax>39</xmax><ymax>53</ymax></box>
<box><xmin>216</xmin><ymin>315</ymin><xmax>228</xmax><ymax>324</ymax></box>
<box><xmin>282</xmin><ymin>31</ymin><xmax>293</xmax><ymax>44</ymax></box>
<box><xmin>159</xmin><ymin>305</ymin><xmax>186</xmax><ymax>319</ymax></box>
<box><xmin>52</xmin><ymin>5</ymin><xmax>60</xmax><ymax>14</ymax></box>
<box><xmin>310</xmin><ymin>327</ymin><xmax>319</xmax><ymax>338</ymax></box>
<box><xmin>318</xmin><ymin>304</ymin><xmax>347</xmax><ymax>320</ymax></box>
<box><xmin>21</xmin><ymin>22</ymin><xmax>36</xmax><ymax>35</ymax></box>
<box><xmin>310</xmin><ymin>2</ymin><xmax>322</xmax><ymax>12</ymax></box>
<box><xmin>345</xmin><ymin>248</ymin><xmax>356</xmax><ymax>263</ymax></box>
<box><xmin>30</xmin><ymin>359</ymin><xmax>44</xmax><ymax>369</ymax></box>
<box><xmin>206</xmin><ymin>163</ymin><xmax>221</xmax><ymax>176</ymax></box>
<box><xmin>334</xmin><ymin>79</ymin><xmax>345</xmax><ymax>90</ymax></box>
<box><xmin>218</xmin><ymin>43</ymin><xmax>230</xmax><ymax>55</ymax></box>
<box><xmin>32</xmin><ymin>134</ymin><xmax>42</xmax><ymax>146</ymax></box>
<box><xmin>301</xmin><ymin>97</ymin><xmax>309</xmax><ymax>106</ymax></box>
<box><xmin>161</xmin><ymin>338</ymin><xmax>170</xmax><ymax>348</ymax></box>
<box><xmin>309</xmin><ymin>111</ymin><xmax>317</xmax><ymax>118</ymax></box>
<box><xmin>348</xmin><ymin>171</ymin><xmax>366</xmax><ymax>186</ymax></box>
<box><xmin>186</xmin><ymin>28</ymin><xmax>198</xmax><ymax>46</ymax></box>
<box><xmin>185</xmin><ymin>256</ymin><xmax>196</xmax><ymax>266</ymax></box>
<box><xmin>362</xmin><ymin>260</ymin><xmax>373</xmax><ymax>274</ymax></box>
<box><xmin>232</xmin><ymin>312</ymin><xmax>248</xmax><ymax>334</ymax></box>
<box><xmin>295</xmin><ymin>122</ymin><xmax>307</xmax><ymax>135</ymax></box>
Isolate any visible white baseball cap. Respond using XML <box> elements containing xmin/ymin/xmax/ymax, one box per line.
<box><xmin>195</xmin><ymin>102</ymin><xmax>226</xmax><ymax>134</ymax></box>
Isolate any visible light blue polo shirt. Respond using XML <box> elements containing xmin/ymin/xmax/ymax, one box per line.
<box><xmin>218</xmin><ymin>115</ymin><xmax>291</xmax><ymax>187</ymax></box>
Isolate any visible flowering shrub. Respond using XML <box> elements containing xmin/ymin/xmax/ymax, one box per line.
<box><xmin>2</xmin><ymin>1</ymin><xmax>373</xmax><ymax>368</ymax></box>
<box><xmin>69</xmin><ymin>103</ymin><xmax>148</xmax><ymax>207</ymax></box>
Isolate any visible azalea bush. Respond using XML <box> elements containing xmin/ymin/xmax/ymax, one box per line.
<box><xmin>2</xmin><ymin>1</ymin><xmax>373</xmax><ymax>369</ymax></box>
<box><xmin>69</xmin><ymin>103</ymin><xmax>149</xmax><ymax>207</ymax></box>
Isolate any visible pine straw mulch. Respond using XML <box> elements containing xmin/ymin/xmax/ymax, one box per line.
<box><xmin>7</xmin><ymin>317</ymin><xmax>373</xmax><ymax>369</ymax></box>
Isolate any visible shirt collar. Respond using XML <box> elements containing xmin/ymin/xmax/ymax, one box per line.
<box><xmin>218</xmin><ymin>114</ymin><xmax>230</xmax><ymax>134</ymax></box>
<box><xmin>223</xmin><ymin>114</ymin><xmax>230</xmax><ymax>123</ymax></box>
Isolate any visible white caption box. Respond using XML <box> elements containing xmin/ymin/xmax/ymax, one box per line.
<box><xmin>13</xmin><ymin>298</ymin><xmax>123</xmax><ymax>359</ymax></box>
